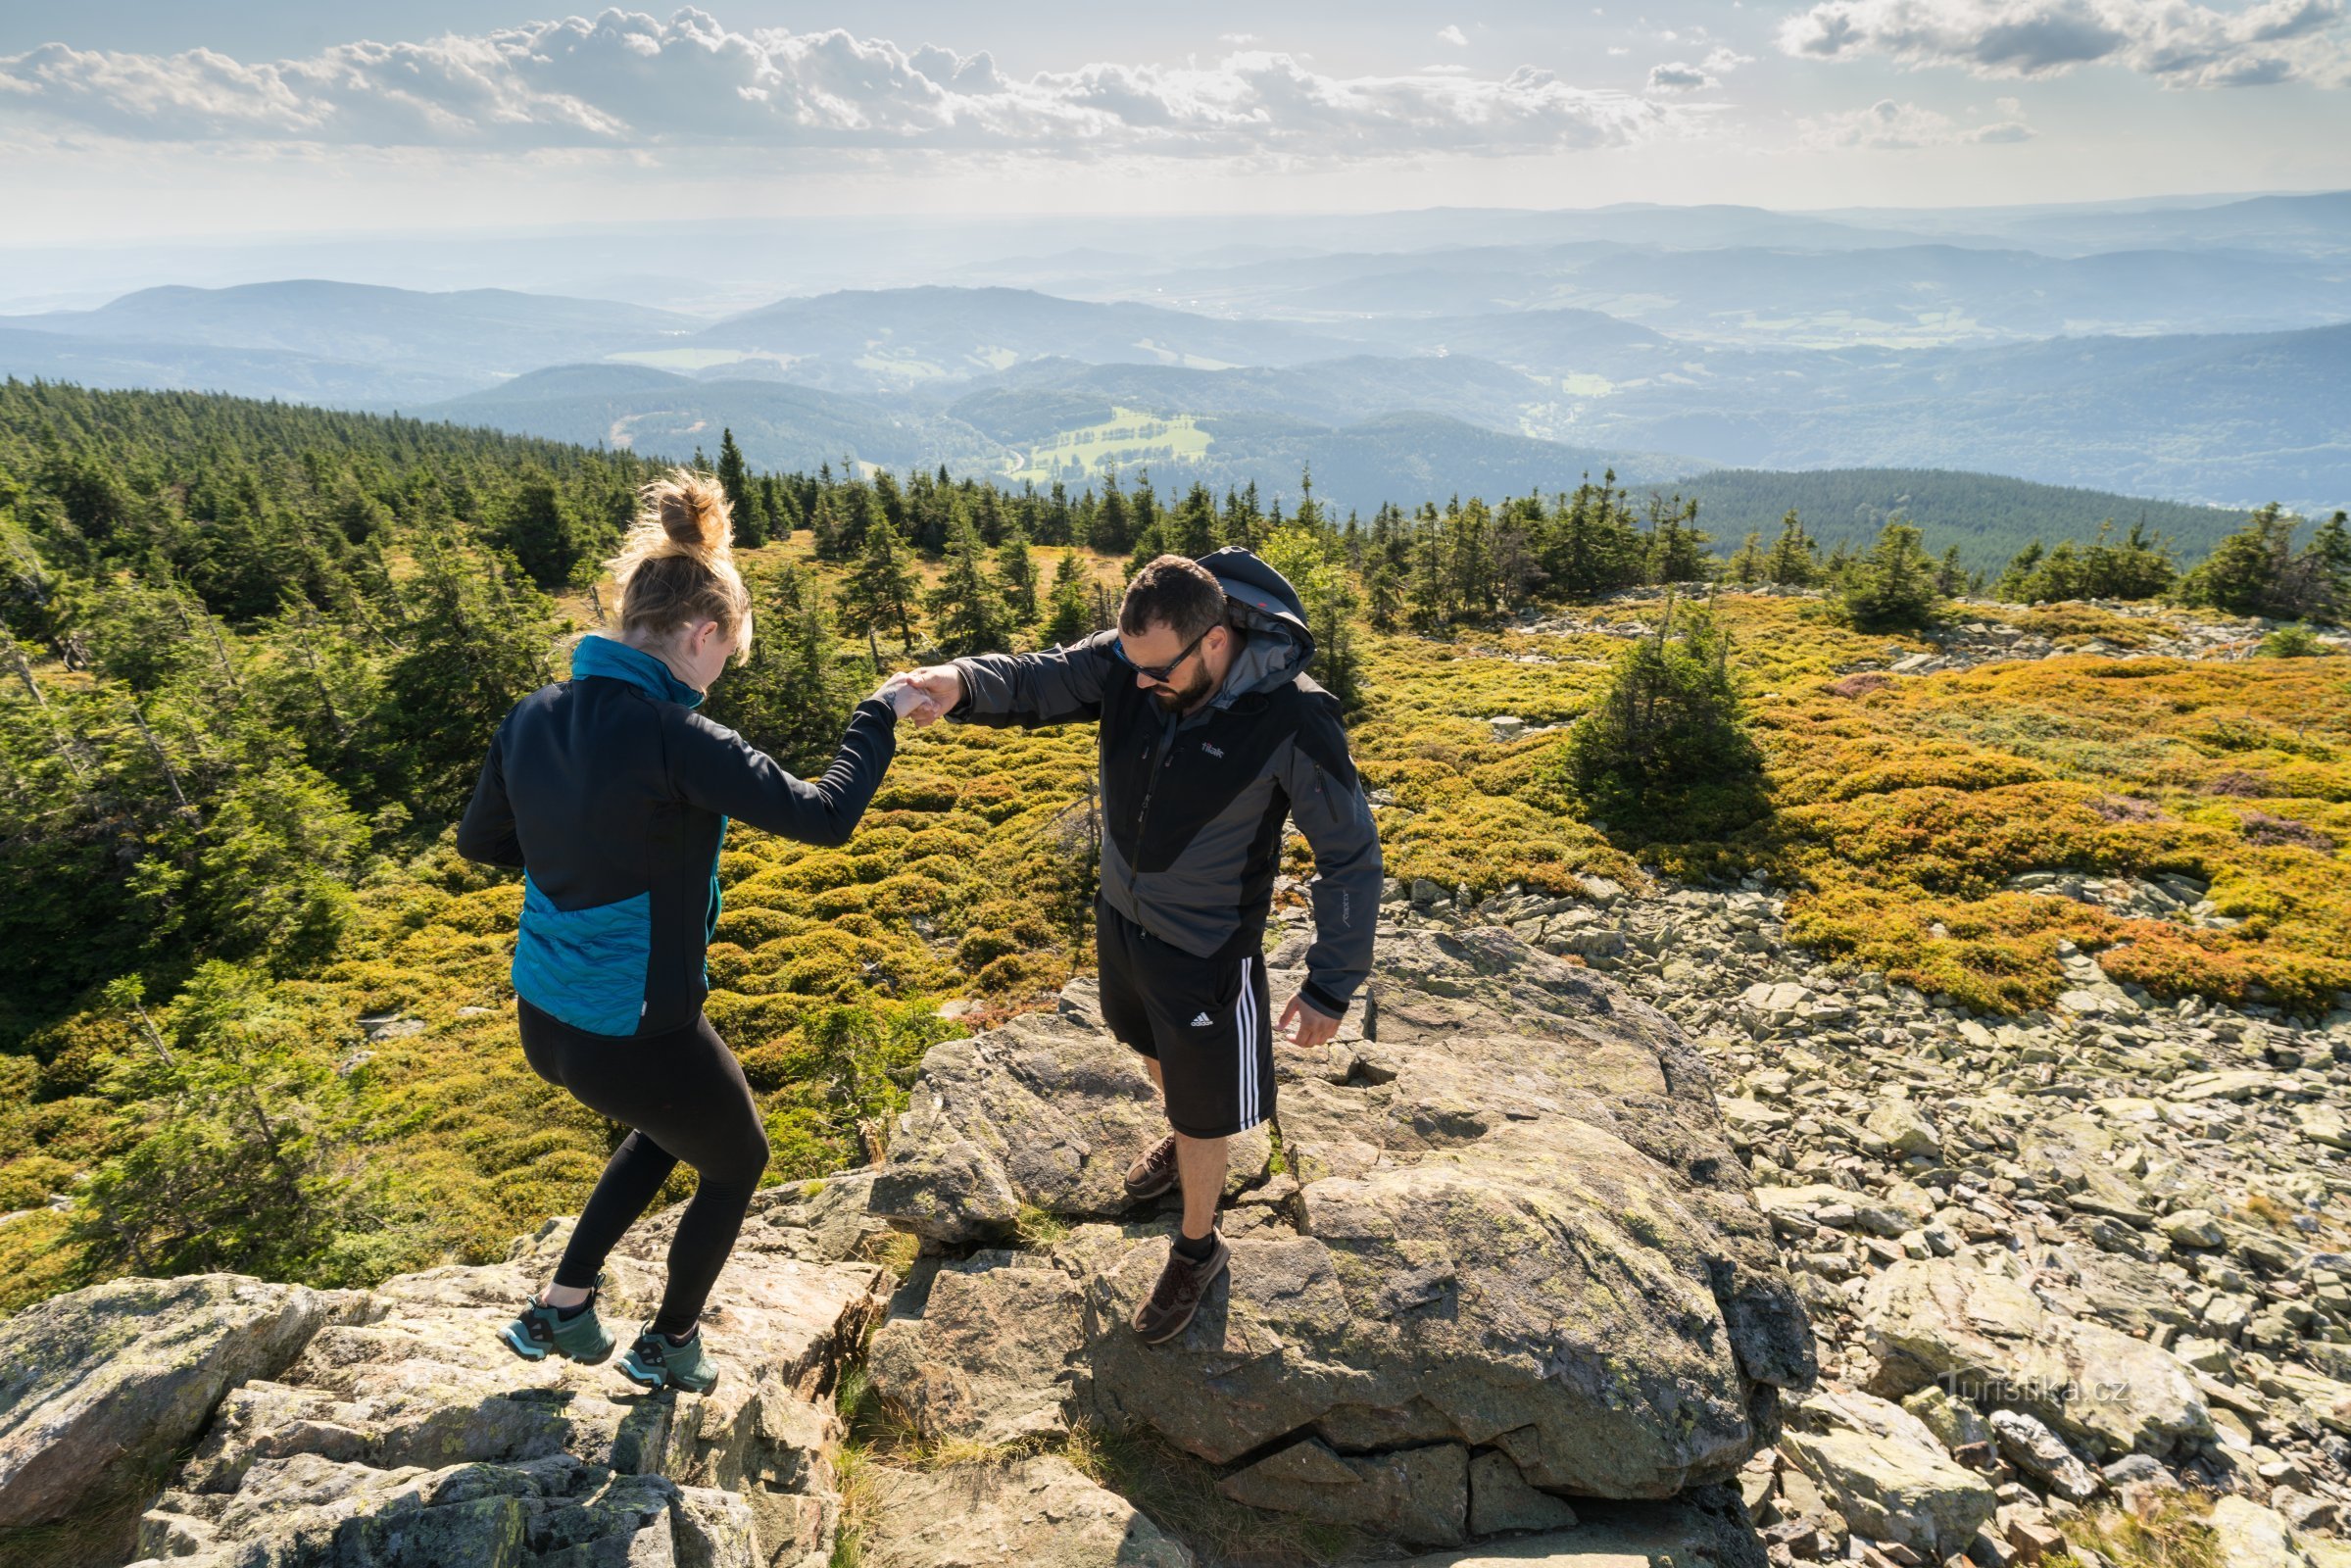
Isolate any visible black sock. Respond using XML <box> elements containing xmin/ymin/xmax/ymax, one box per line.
<box><xmin>554</xmin><ymin>1296</ymin><xmax>592</xmax><ymax>1321</ymax></box>
<box><xmin>1173</xmin><ymin>1228</ymin><xmax>1218</xmax><ymax>1262</ymax></box>
<box><xmin>660</xmin><ymin>1324</ymin><xmax>698</xmax><ymax>1347</ymax></box>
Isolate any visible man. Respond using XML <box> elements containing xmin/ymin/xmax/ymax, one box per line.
<box><xmin>897</xmin><ymin>549</ymin><xmax>1381</xmax><ymax>1342</ymax></box>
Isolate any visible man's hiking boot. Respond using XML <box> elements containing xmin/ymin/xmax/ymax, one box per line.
<box><xmin>1123</xmin><ymin>1132</ymin><xmax>1179</xmax><ymax>1201</ymax></box>
<box><xmin>500</xmin><ymin>1276</ymin><xmax>614</xmax><ymax>1365</ymax></box>
<box><xmin>620</xmin><ymin>1324</ymin><xmax>720</xmax><ymax>1395</ymax></box>
<box><xmin>1131</xmin><ymin>1232</ymin><xmax>1229</xmax><ymax>1344</ymax></box>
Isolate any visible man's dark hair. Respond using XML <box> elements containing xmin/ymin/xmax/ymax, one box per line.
<box><xmin>1120</xmin><ymin>555</ymin><xmax>1226</xmax><ymax>642</ymax></box>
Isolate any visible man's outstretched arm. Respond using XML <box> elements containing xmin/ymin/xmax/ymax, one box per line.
<box><xmin>1277</xmin><ymin>706</ymin><xmax>1385</xmax><ymax>1047</ymax></box>
<box><xmin>901</xmin><ymin>628</ymin><xmax>1122</xmax><ymax>729</ymax></box>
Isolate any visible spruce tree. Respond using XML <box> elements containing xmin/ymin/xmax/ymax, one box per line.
<box><xmin>995</xmin><ymin>523</ymin><xmax>1039</xmax><ymax>627</ymax></box>
<box><xmin>1559</xmin><ymin>596</ymin><xmax>1764</xmax><ymax>840</ymax></box>
<box><xmin>715</xmin><ymin>430</ymin><xmax>763</xmax><ymax>547</ymax></box>
<box><xmin>1041</xmin><ymin>552</ymin><xmax>1094</xmax><ymax>648</ymax></box>
<box><xmin>926</xmin><ymin>515</ymin><xmax>1012</xmax><ymax>659</ymax></box>
<box><xmin>838</xmin><ymin>515</ymin><xmax>922</xmax><ymax>654</ymax></box>
<box><xmin>493</xmin><ymin>470</ymin><xmax>578</xmax><ymax>588</ymax></box>
<box><xmin>702</xmin><ymin>565</ymin><xmax>853</xmax><ymax>775</ymax></box>
<box><xmin>1839</xmin><ymin>520</ymin><xmax>1941</xmax><ymax>631</ymax></box>
<box><xmin>2175</xmin><ymin>504</ymin><xmax>2299</xmax><ymax>617</ymax></box>
<box><xmin>1763</xmin><ymin>511</ymin><xmax>1819</xmax><ymax>587</ymax></box>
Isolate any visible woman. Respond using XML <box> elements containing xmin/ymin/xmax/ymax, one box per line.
<box><xmin>456</xmin><ymin>467</ymin><xmax>923</xmax><ymax>1394</ymax></box>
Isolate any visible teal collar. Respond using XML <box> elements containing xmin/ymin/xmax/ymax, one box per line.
<box><xmin>570</xmin><ymin>635</ymin><xmax>705</xmax><ymax>709</ymax></box>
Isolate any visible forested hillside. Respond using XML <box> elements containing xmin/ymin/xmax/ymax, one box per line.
<box><xmin>2</xmin><ymin>378</ymin><xmax>2346</xmax><ymax>1328</ymax></box>
<box><xmin>1678</xmin><ymin>467</ymin><xmax>2241</xmax><ymax>572</ymax></box>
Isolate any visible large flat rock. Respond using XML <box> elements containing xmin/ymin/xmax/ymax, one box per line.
<box><xmin>867</xmin><ymin>925</ymin><xmax>1815</xmax><ymax>1536</ymax></box>
<box><xmin>0</xmin><ymin>1274</ymin><xmax>339</xmax><ymax>1529</ymax></box>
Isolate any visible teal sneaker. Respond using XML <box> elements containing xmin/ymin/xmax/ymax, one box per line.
<box><xmin>619</xmin><ymin>1323</ymin><xmax>720</xmax><ymax>1395</ymax></box>
<box><xmin>500</xmin><ymin>1277</ymin><xmax>615</xmax><ymax>1365</ymax></box>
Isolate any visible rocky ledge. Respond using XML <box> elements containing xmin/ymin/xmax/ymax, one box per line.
<box><xmin>859</xmin><ymin>922</ymin><xmax>1817</xmax><ymax>1553</ymax></box>
<box><xmin>1</xmin><ymin>1180</ymin><xmax>900</xmax><ymax>1568</ymax></box>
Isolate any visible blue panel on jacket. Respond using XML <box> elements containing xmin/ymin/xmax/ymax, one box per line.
<box><xmin>514</xmin><ymin>871</ymin><xmax>652</xmax><ymax>1037</ymax></box>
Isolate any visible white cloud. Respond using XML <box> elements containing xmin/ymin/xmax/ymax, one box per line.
<box><xmin>1437</xmin><ymin>24</ymin><xmax>1470</xmax><ymax>46</ymax></box>
<box><xmin>1648</xmin><ymin>61</ymin><xmax>1718</xmax><ymax>88</ymax></box>
<box><xmin>1777</xmin><ymin>0</ymin><xmax>2351</xmax><ymax>87</ymax></box>
<box><xmin>1703</xmin><ymin>45</ymin><xmax>1758</xmax><ymax>72</ymax></box>
<box><xmin>0</xmin><ymin>9</ymin><xmax>1680</xmax><ymax>158</ymax></box>
<box><xmin>1797</xmin><ymin>95</ymin><xmax>2037</xmax><ymax>145</ymax></box>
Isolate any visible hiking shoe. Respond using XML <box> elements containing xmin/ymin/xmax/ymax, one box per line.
<box><xmin>620</xmin><ymin>1324</ymin><xmax>720</xmax><ymax>1395</ymax></box>
<box><xmin>1131</xmin><ymin>1233</ymin><xmax>1229</xmax><ymax>1345</ymax></box>
<box><xmin>500</xmin><ymin>1277</ymin><xmax>614</xmax><ymax>1365</ymax></box>
<box><xmin>1123</xmin><ymin>1132</ymin><xmax>1179</xmax><ymax>1201</ymax></box>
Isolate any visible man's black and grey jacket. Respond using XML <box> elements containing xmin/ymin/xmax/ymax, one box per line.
<box><xmin>949</xmin><ymin>547</ymin><xmax>1382</xmax><ymax>1019</ymax></box>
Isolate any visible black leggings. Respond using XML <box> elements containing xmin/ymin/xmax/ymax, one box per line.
<box><xmin>516</xmin><ymin>999</ymin><xmax>769</xmax><ymax>1338</ymax></box>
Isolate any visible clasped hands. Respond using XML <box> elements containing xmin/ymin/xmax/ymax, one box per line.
<box><xmin>871</xmin><ymin>664</ymin><xmax>964</xmax><ymax>725</ymax></box>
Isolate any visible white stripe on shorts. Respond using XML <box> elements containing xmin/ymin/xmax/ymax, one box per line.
<box><xmin>1237</xmin><ymin>956</ymin><xmax>1257</xmax><ymax>1126</ymax></box>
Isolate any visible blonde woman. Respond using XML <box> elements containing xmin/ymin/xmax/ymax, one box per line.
<box><xmin>458</xmin><ymin>468</ymin><xmax>925</xmax><ymax>1393</ymax></box>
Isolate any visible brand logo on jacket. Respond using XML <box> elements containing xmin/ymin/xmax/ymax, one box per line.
<box><xmin>1200</xmin><ymin>742</ymin><xmax>1224</xmax><ymax>758</ymax></box>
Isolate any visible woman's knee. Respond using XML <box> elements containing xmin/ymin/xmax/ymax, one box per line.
<box><xmin>702</xmin><ymin>1122</ymin><xmax>768</xmax><ymax>1190</ymax></box>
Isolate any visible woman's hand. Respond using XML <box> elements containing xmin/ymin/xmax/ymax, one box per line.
<box><xmin>875</xmin><ymin>673</ymin><xmax>933</xmax><ymax>721</ymax></box>
<box><xmin>878</xmin><ymin>665</ymin><xmax>964</xmax><ymax>727</ymax></box>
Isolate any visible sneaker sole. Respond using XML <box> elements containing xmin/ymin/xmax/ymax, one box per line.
<box><xmin>1134</xmin><ymin>1248</ymin><xmax>1229</xmax><ymax>1345</ymax></box>
<box><xmin>500</xmin><ymin>1325</ymin><xmax>551</xmax><ymax>1361</ymax></box>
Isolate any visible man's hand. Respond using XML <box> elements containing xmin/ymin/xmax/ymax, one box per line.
<box><xmin>873</xmin><ymin>673</ymin><xmax>932</xmax><ymax>720</ymax></box>
<box><xmin>1279</xmin><ymin>992</ymin><xmax>1342</xmax><ymax>1050</ymax></box>
<box><xmin>893</xmin><ymin>663</ymin><xmax>964</xmax><ymax>727</ymax></box>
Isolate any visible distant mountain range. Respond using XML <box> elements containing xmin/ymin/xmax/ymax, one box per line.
<box><xmin>0</xmin><ymin>280</ymin><xmax>698</xmax><ymax>389</ymax></box>
<box><xmin>0</xmin><ymin>189</ymin><xmax>2341</xmax><ymax>523</ymax></box>
<box><xmin>424</xmin><ymin>363</ymin><xmax>1695</xmax><ymax>509</ymax></box>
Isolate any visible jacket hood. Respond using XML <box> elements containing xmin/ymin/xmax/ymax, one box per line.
<box><xmin>1198</xmin><ymin>546</ymin><xmax>1315</xmax><ymax>707</ymax></box>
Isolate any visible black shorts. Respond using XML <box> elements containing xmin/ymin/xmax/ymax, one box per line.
<box><xmin>1095</xmin><ymin>896</ymin><xmax>1274</xmax><ymax>1140</ymax></box>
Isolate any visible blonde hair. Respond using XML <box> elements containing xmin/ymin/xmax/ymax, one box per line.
<box><xmin>607</xmin><ymin>468</ymin><xmax>753</xmax><ymax>659</ymax></box>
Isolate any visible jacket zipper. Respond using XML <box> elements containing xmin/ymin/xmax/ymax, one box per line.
<box><xmin>1127</xmin><ymin>711</ymin><xmax>1180</xmax><ymax>904</ymax></box>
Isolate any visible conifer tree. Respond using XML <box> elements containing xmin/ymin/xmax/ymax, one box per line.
<box><xmin>715</xmin><ymin>430</ymin><xmax>763</xmax><ymax>547</ymax></box>
<box><xmin>1839</xmin><ymin>520</ymin><xmax>1942</xmax><ymax>630</ymax></box>
<box><xmin>1041</xmin><ymin>552</ymin><xmax>1094</xmax><ymax>648</ymax></box>
<box><xmin>926</xmin><ymin>515</ymin><xmax>1012</xmax><ymax>659</ymax></box>
<box><xmin>995</xmin><ymin>523</ymin><xmax>1039</xmax><ymax>627</ymax></box>
<box><xmin>702</xmin><ymin>565</ymin><xmax>853</xmax><ymax>775</ymax></box>
<box><xmin>838</xmin><ymin>514</ymin><xmax>922</xmax><ymax>654</ymax></box>
<box><xmin>1559</xmin><ymin>596</ymin><xmax>1764</xmax><ymax>839</ymax></box>
<box><xmin>1764</xmin><ymin>511</ymin><xmax>1819</xmax><ymax>587</ymax></box>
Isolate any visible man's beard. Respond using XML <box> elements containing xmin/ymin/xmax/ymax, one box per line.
<box><xmin>1149</xmin><ymin>662</ymin><xmax>1216</xmax><ymax>713</ymax></box>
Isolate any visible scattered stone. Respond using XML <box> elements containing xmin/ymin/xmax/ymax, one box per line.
<box><xmin>1986</xmin><ymin>1410</ymin><xmax>2100</xmax><ymax>1502</ymax></box>
<box><xmin>1862</xmin><ymin>1259</ymin><xmax>2213</xmax><ymax>1459</ymax></box>
<box><xmin>1780</xmin><ymin>1387</ymin><xmax>1996</xmax><ymax>1558</ymax></box>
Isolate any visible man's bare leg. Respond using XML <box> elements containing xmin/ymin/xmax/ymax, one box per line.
<box><xmin>1142</xmin><ymin>1055</ymin><xmax>1227</xmax><ymax>1235</ymax></box>
<box><xmin>1174</xmin><ymin>1132</ymin><xmax>1227</xmax><ymax>1241</ymax></box>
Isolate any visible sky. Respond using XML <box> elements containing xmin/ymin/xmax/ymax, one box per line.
<box><xmin>1</xmin><ymin>1</ymin><xmax>2347</xmax><ymax>244</ymax></box>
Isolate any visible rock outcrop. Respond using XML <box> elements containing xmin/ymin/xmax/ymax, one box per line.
<box><xmin>864</xmin><ymin>923</ymin><xmax>1816</xmax><ymax>1548</ymax></box>
<box><xmin>0</xmin><ymin>1275</ymin><xmax>341</xmax><ymax>1531</ymax></box>
<box><xmin>65</xmin><ymin>1182</ymin><xmax>897</xmax><ymax>1568</ymax></box>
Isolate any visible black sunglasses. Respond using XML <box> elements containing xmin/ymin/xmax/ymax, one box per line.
<box><xmin>1115</xmin><ymin>622</ymin><xmax>1216</xmax><ymax>684</ymax></box>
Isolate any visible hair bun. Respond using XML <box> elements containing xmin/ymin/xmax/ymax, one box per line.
<box><xmin>652</xmin><ymin>469</ymin><xmax>732</xmax><ymax>561</ymax></box>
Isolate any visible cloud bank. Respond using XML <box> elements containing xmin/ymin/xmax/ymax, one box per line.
<box><xmin>0</xmin><ymin>7</ymin><xmax>1671</xmax><ymax>157</ymax></box>
<box><xmin>1777</xmin><ymin>0</ymin><xmax>2351</xmax><ymax>87</ymax></box>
